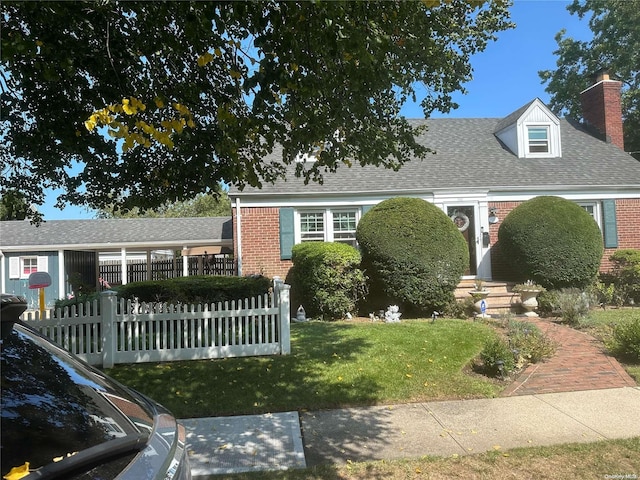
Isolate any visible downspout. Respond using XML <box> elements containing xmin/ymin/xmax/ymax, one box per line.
<box><xmin>0</xmin><ymin>250</ymin><xmax>5</xmax><ymax>293</ymax></box>
<box><xmin>235</xmin><ymin>197</ymin><xmax>243</xmax><ymax>276</ymax></box>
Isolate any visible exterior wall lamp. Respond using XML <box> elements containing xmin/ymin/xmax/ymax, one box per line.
<box><xmin>488</xmin><ymin>207</ymin><xmax>499</xmax><ymax>224</ymax></box>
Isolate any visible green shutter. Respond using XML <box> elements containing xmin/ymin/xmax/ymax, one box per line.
<box><xmin>602</xmin><ymin>200</ymin><xmax>618</xmax><ymax>248</ymax></box>
<box><xmin>279</xmin><ymin>207</ymin><xmax>295</xmax><ymax>260</ymax></box>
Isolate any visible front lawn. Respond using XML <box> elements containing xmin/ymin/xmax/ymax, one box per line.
<box><xmin>105</xmin><ymin>319</ymin><xmax>501</xmax><ymax>418</ymax></box>
<box><xmin>577</xmin><ymin>308</ymin><xmax>640</xmax><ymax>381</ymax></box>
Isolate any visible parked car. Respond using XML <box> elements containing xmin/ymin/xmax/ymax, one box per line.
<box><xmin>1</xmin><ymin>293</ymin><xmax>191</xmax><ymax>480</ymax></box>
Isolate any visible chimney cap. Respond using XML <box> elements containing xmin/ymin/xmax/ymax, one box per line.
<box><xmin>592</xmin><ymin>68</ymin><xmax>612</xmax><ymax>83</ymax></box>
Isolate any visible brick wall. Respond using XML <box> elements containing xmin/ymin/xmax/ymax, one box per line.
<box><xmin>235</xmin><ymin>199</ymin><xmax>639</xmax><ymax>282</ymax></box>
<box><xmin>601</xmin><ymin>198</ymin><xmax>640</xmax><ymax>271</ymax></box>
<box><xmin>233</xmin><ymin>207</ymin><xmax>292</xmax><ymax>279</ymax></box>
<box><xmin>489</xmin><ymin>199</ymin><xmax>640</xmax><ymax>279</ymax></box>
<box><xmin>580</xmin><ymin>79</ymin><xmax>625</xmax><ymax>151</ymax></box>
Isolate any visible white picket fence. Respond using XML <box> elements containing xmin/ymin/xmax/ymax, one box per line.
<box><xmin>21</xmin><ymin>281</ymin><xmax>291</xmax><ymax>368</ymax></box>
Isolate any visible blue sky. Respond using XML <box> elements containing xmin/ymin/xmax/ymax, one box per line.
<box><xmin>41</xmin><ymin>0</ymin><xmax>592</xmax><ymax>220</ymax></box>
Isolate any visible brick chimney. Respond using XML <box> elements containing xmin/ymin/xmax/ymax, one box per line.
<box><xmin>580</xmin><ymin>70</ymin><xmax>624</xmax><ymax>151</ymax></box>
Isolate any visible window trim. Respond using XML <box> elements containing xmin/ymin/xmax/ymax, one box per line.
<box><xmin>577</xmin><ymin>201</ymin><xmax>601</xmax><ymax>229</ymax></box>
<box><xmin>295</xmin><ymin>208</ymin><xmax>360</xmax><ymax>246</ymax></box>
<box><xmin>527</xmin><ymin>125</ymin><xmax>550</xmax><ymax>154</ymax></box>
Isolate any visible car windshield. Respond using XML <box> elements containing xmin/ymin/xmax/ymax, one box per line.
<box><xmin>1</xmin><ymin>323</ymin><xmax>155</xmax><ymax>478</ymax></box>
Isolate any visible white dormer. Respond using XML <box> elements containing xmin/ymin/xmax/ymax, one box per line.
<box><xmin>494</xmin><ymin>98</ymin><xmax>562</xmax><ymax>158</ymax></box>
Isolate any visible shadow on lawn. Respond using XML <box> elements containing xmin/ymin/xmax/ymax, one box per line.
<box><xmin>105</xmin><ymin>322</ymin><xmax>383</xmax><ymax>418</ymax></box>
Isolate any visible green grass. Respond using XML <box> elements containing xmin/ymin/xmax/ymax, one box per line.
<box><xmin>105</xmin><ymin>319</ymin><xmax>501</xmax><ymax>418</ymax></box>
<box><xmin>578</xmin><ymin>308</ymin><xmax>640</xmax><ymax>380</ymax></box>
<box><xmin>207</xmin><ymin>437</ymin><xmax>640</xmax><ymax>480</ymax></box>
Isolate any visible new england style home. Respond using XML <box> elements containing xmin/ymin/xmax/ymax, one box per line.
<box><xmin>229</xmin><ymin>72</ymin><xmax>640</xmax><ymax>283</ymax></box>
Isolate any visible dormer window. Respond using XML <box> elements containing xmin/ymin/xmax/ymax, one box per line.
<box><xmin>527</xmin><ymin>126</ymin><xmax>550</xmax><ymax>154</ymax></box>
<box><xmin>494</xmin><ymin>99</ymin><xmax>562</xmax><ymax>159</ymax></box>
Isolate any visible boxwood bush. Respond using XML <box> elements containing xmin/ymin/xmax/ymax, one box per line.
<box><xmin>115</xmin><ymin>275</ymin><xmax>272</xmax><ymax>305</ymax></box>
<box><xmin>356</xmin><ymin>197</ymin><xmax>468</xmax><ymax>315</ymax></box>
<box><xmin>498</xmin><ymin>196</ymin><xmax>604</xmax><ymax>289</ymax></box>
<box><xmin>604</xmin><ymin>249</ymin><xmax>640</xmax><ymax>305</ymax></box>
<box><xmin>289</xmin><ymin>242</ymin><xmax>366</xmax><ymax>320</ymax></box>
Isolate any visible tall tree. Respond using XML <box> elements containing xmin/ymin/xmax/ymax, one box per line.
<box><xmin>0</xmin><ymin>190</ymin><xmax>28</xmax><ymax>220</ymax></box>
<box><xmin>1</xmin><ymin>1</ymin><xmax>513</xmax><ymax>221</ymax></box>
<box><xmin>539</xmin><ymin>0</ymin><xmax>640</xmax><ymax>159</ymax></box>
<box><xmin>98</xmin><ymin>191</ymin><xmax>232</xmax><ymax>219</ymax></box>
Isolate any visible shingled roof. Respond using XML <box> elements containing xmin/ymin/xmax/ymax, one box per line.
<box><xmin>229</xmin><ymin>116</ymin><xmax>640</xmax><ymax>198</ymax></box>
<box><xmin>0</xmin><ymin>217</ymin><xmax>232</xmax><ymax>251</ymax></box>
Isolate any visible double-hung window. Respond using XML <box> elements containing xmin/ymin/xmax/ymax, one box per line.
<box><xmin>22</xmin><ymin>257</ymin><xmax>38</xmax><ymax>277</ymax></box>
<box><xmin>298</xmin><ymin>209</ymin><xmax>359</xmax><ymax>246</ymax></box>
<box><xmin>332</xmin><ymin>211</ymin><xmax>357</xmax><ymax>247</ymax></box>
<box><xmin>578</xmin><ymin>202</ymin><xmax>601</xmax><ymax>228</ymax></box>
<box><xmin>527</xmin><ymin>126</ymin><xmax>550</xmax><ymax>154</ymax></box>
<box><xmin>300</xmin><ymin>212</ymin><xmax>325</xmax><ymax>242</ymax></box>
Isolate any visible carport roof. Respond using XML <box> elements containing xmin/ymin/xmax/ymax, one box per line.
<box><xmin>0</xmin><ymin>217</ymin><xmax>233</xmax><ymax>252</ymax></box>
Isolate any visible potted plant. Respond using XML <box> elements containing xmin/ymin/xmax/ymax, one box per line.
<box><xmin>469</xmin><ymin>279</ymin><xmax>490</xmax><ymax>317</ymax></box>
<box><xmin>513</xmin><ymin>280</ymin><xmax>546</xmax><ymax>317</ymax></box>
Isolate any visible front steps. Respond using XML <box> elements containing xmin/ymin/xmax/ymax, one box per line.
<box><xmin>454</xmin><ymin>279</ymin><xmax>522</xmax><ymax>317</ymax></box>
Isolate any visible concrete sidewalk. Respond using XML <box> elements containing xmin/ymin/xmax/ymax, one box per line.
<box><xmin>183</xmin><ymin>387</ymin><xmax>640</xmax><ymax>476</ymax></box>
<box><xmin>301</xmin><ymin>387</ymin><xmax>640</xmax><ymax>466</ymax></box>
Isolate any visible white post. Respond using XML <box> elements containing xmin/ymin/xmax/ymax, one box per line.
<box><xmin>182</xmin><ymin>246</ymin><xmax>189</xmax><ymax>277</ymax></box>
<box><xmin>120</xmin><ymin>248</ymin><xmax>127</xmax><ymax>285</ymax></box>
<box><xmin>101</xmin><ymin>290</ymin><xmax>118</xmax><ymax>368</ymax></box>
<box><xmin>278</xmin><ymin>283</ymin><xmax>291</xmax><ymax>355</ymax></box>
<box><xmin>273</xmin><ymin>276</ymin><xmax>282</xmax><ymax>306</ymax></box>
<box><xmin>58</xmin><ymin>249</ymin><xmax>65</xmax><ymax>299</ymax></box>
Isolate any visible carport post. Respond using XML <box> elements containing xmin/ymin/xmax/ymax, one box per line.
<box><xmin>100</xmin><ymin>290</ymin><xmax>118</xmax><ymax>368</ymax></box>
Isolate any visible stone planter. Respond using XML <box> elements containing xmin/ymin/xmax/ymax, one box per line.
<box><xmin>519</xmin><ymin>289</ymin><xmax>542</xmax><ymax>317</ymax></box>
<box><xmin>470</xmin><ymin>290</ymin><xmax>490</xmax><ymax>318</ymax></box>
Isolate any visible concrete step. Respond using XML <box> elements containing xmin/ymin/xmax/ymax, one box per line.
<box><xmin>455</xmin><ymin>280</ymin><xmax>522</xmax><ymax>316</ymax></box>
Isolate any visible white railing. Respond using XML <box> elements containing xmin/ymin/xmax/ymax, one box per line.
<box><xmin>21</xmin><ymin>281</ymin><xmax>291</xmax><ymax>368</ymax></box>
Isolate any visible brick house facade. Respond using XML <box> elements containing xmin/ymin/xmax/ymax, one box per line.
<box><xmin>231</xmin><ymin>73</ymin><xmax>640</xmax><ymax>284</ymax></box>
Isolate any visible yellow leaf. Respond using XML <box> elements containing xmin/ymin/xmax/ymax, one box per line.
<box><xmin>493</xmin><ymin>445</ymin><xmax>501</xmax><ymax>450</ymax></box>
<box><xmin>197</xmin><ymin>52</ymin><xmax>214</xmax><ymax>67</ymax></box>
<box><xmin>154</xmin><ymin>97</ymin><xmax>165</xmax><ymax>108</ymax></box>
<box><xmin>3</xmin><ymin>462</ymin><xmax>30</xmax><ymax>480</ymax></box>
<box><xmin>84</xmin><ymin>117</ymin><xmax>96</xmax><ymax>131</ymax></box>
<box><xmin>405</xmin><ymin>373</ymin><xmax>412</xmax><ymax>378</ymax></box>
<box><xmin>229</xmin><ymin>69</ymin><xmax>242</xmax><ymax>79</ymax></box>
<box><xmin>337</xmin><ymin>376</ymin><xmax>343</xmax><ymax>381</ymax></box>
<box><xmin>214</xmin><ymin>47</ymin><xmax>222</xmax><ymax>57</ymax></box>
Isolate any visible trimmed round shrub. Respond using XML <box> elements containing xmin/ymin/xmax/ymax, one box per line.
<box><xmin>289</xmin><ymin>242</ymin><xmax>366</xmax><ymax>320</ymax></box>
<box><xmin>498</xmin><ymin>196</ymin><xmax>604</xmax><ymax>289</ymax></box>
<box><xmin>356</xmin><ymin>197</ymin><xmax>469</xmax><ymax>315</ymax></box>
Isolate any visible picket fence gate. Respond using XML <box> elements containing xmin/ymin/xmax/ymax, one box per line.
<box><xmin>21</xmin><ymin>281</ymin><xmax>291</xmax><ymax>368</ymax></box>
